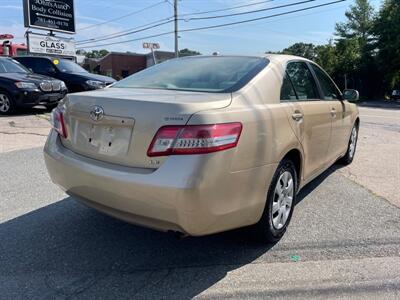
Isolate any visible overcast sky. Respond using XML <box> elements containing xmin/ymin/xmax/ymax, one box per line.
<box><xmin>0</xmin><ymin>0</ymin><xmax>383</xmax><ymax>55</ymax></box>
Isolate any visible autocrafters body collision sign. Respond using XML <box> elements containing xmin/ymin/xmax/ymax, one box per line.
<box><xmin>23</xmin><ymin>0</ymin><xmax>75</xmax><ymax>34</ymax></box>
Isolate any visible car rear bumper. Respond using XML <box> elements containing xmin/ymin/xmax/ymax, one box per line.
<box><xmin>13</xmin><ymin>89</ymin><xmax>67</xmax><ymax>107</ymax></box>
<box><xmin>44</xmin><ymin>130</ymin><xmax>277</xmax><ymax>236</ymax></box>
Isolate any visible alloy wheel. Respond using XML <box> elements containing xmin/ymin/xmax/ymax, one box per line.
<box><xmin>0</xmin><ymin>93</ymin><xmax>11</xmax><ymax>113</ymax></box>
<box><xmin>349</xmin><ymin>126</ymin><xmax>357</xmax><ymax>159</ymax></box>
<box><xmin>272</xmin><ymin>171</ymin><xmax>294</xmax><ymax>230</ymax></box>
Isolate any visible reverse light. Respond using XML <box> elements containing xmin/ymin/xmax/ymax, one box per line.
<box><xmin>147</xmin><ymin>123</ymin><xmax>242</xmax><ymax>157</ymax></box>
<box><xmin>50</xmin><ymin>108</ymin><xmax>68</xmax><ymax>139</ymax></box>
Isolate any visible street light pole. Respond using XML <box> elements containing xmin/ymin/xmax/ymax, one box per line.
<box><xmin>174</xmin><ymin>0</ymin><xmax>178</xmax><ymax>58</ymax></box>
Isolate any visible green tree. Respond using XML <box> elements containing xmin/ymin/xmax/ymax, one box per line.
<box><xmin>282</xmin><ymin>42</ymin><xmax>318</xmax><ymax>60</ymax></box>
<box><xmin>179</xmin><ymin>48</ymin><xmax>201</xmax><ymax>57</ymax></box>
<box><xmin>334</xmin><ymin>0</ymin><xmax>377</xmax><ymax>97</ymax></box>
<box><xmin>314</xmin><ymin>42</ymin><xmax>338</xmax><ymax>77</ymax></box>
<box><xmin>85</xmin><ymin>49</ymin><xmax>109</xmax><ymax>59</ymax></box>
<box><xmin>335</xmin><ymin>0</ymin><xmax>375</xmax><ymax>46</ymax></box>
<box><xmin>374</xmin><ymin>0</ymin><xmax>400</xmax><ymax>92</ymax></box>
<box><xmin>266</xmin><ymin>0</ymin><xmax>399</xmax><ymax>98</ymax></box>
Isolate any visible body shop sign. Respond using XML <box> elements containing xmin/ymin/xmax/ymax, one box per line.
<box><xmin>23</xmin><ymin>0</ymin><xmax>75</xmax><ymax>33</ymax></box>
<box><xmin>28</xmin><ymin>33</ymin><xmax>75</xmax><ymax>56</ymax></box>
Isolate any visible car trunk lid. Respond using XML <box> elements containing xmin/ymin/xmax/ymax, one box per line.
<box><xmin>61</xmin><ymin>88</ymin><xmax>232</xmax><ymax>168</ymax></box>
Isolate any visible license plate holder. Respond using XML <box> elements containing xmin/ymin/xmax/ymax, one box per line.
<box><xmin>87</xmin><ymin>124</ymin><xmax>133</xmax><ymax>156</ymax></box>
<box><xmin>49</xmin><ymin>95</ymin><xmax>60</xmax><ymax>102</ymax></box>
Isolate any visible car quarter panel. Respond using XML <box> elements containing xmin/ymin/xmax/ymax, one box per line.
<box><xmin>188</xmin><ymin>61</ymin><xmax>302</xmax><ymax>171</ymax></box>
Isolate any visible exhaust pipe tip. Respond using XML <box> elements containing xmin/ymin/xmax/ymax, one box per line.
<box><xmin>167</xmin><ymin>230</ymin><xmax>188</xmax><ymax>240</ymax></box>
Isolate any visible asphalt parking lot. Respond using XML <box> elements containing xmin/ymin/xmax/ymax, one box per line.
<box><xmin>1</xmin><ymin>102</ymin><xmax>399</xmax><ymax>299</ymax></box>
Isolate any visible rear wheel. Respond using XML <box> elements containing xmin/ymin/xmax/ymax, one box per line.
<box><xmin>0</xmin><ymin>91</ymin><xmax>16</xmax><ymax>115</ymax></box>
<box><xmin>338</xmin><ymin>123</ymin><xmax>358</xmax><ymax>165</ymax></box>
<box><xmin>251</xmin><ymin>159</ymin><xmax>297</xmax><ymax>243</ymax></box>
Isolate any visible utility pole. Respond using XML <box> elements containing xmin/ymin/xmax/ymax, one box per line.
<box><xmin>174</xmin><ymin>0</ymin><xmax>178</xmax><ymax>58</ymax></box>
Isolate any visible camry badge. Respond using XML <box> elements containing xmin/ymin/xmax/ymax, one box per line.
<box><xmin>90</xmin><ymin>105</ymin><xmax>104</xmax><ymax>122</ymax></box>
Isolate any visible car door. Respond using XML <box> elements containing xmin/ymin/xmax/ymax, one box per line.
<box><xmin>309</xmin><ymin>63</ymin><xmax>352</xmax><ymax>162</ymax></box>
<box><xmin>283</xmin><ymin>61</ymin><xmax>332</xmax><ymax>180</ymax></box>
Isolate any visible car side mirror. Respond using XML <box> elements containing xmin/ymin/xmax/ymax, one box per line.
<box><xmin>28</xmin><ymin>68</ymin><xmax>34</xmax><ymax>73</ymax></box>
<box><xmin>343</xmin><ymin>89</ymin><xmax>359</xmax><ymax>102</ymax></box>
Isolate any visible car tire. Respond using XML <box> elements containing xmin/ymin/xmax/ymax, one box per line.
<box><xmin>0</xmin><ymin>91</ymin><xmax>17</xmax><ymax>115</ymax></box>
<box><xmin>45</xmin><ymin>103</ymin><xmax>58</xmax><ymax>111</ymax></box>
<box><xmin>338</xmin><ymin>123</ymin><xmax>358</xmax><ymax>165</ymax></box>
<box><xmin>251</xmin><ymin>159</ymin><xmax>297</xmax><ymax>243</ymax></box>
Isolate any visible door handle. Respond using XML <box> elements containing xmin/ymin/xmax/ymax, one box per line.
<box><xmin>292</xmin><ymin>112</ymin><xmax>303</xmax><ymax>122</ymax></box>
<box><xmin>330</xmin><ymin>108</ymin><xmax>337</xmax><ymax>118</ymax></box>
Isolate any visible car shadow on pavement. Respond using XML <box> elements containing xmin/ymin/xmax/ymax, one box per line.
<box><xmin>0</xmin><ymin>106</ymin><xmax>51</xmax><ymax>118</ymax></box>
<box><xmin>0</xmin><ymin>197</ymin><xmax>275</xmax><ymax>299</ymax></box>
<box><xmin>296</xmin><ymin>164</ymin><xmax>344</xmax><ymax>205</ymax></box>
<box><xmin>0</xmin><ymin>164</ymin><xmax>345</xmax><ymax>299</ymax></box>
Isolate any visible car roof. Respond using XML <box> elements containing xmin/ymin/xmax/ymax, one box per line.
<box><xmin>175</xmin><ymin>54</ymin><xmax>311</xmax><ymax>64</ymax></box>
<box><xmin>263</xmin><ymin>53</ymin><xmax>313</xmax><ymax>64</ymax></box>
<box><xmin>16</xmin><ymin>54</ymin><xmax>311</xmax><ymax>64</ymax></box>
<box><xmin>15</xmin><ymin>56</ymin><xmax>65</xmax><ymax>61</ymax></box>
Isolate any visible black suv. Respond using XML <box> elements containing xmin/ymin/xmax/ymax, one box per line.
<box><xmin>15</xmin><ymin>56</ymin><xmax>115</xmax><ymax>93</ymax></box>
<box><xmin>0</xmin><ymin>57</ymin><xmax>67</xmax><ymax>115</ymax></box>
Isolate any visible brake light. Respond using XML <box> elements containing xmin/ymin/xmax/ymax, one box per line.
<box><xmin>147</xmin><ymin>123</ymin><xmax>242</xmax><ymax>157</ymax></box>
<box><xmin>50</xmin><ymin>108</ymin><xmax>67</xmax><ymax>139</ymax></box>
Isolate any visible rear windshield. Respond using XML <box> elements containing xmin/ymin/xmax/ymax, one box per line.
<box><xmin>112</xmin><ymin>56</ymin><xmax>268</xmax><ymax>93</ymax></box>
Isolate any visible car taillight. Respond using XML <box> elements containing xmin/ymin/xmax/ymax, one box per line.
<box><xmin>50</xmin><ymin>108</ymin><xmax>67</xmax><ymax>139</ymax></box>
<box><xmin>147</xmin><ymin>123</ymin><xmax>242</xmax><ymax>157</ymax></box>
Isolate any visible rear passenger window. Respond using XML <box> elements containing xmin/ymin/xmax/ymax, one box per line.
<box><xmin>281</xmin><ymin>72</ymin><xmax>297</xmax><ymax>101</ymax></box>
<box><xmin>310</xmin><ymin>64</ymin><xmax>341</xmax><ymax>100</ymax></box>
<box><xmin>17</xmin><ymin>58</ymin><xmax>35</xmax><ymax>70</ymax></box>
<box><xmin>19</xmin><ymin>58</ymin><xmax>54</xmax><ymax>74</ymax></box>
<box><xmin>286</xmin><ymin>62</ymin><xmax>318</xmax><ymax>100</ymax></box>
<box><xmin>33</xmin><ymin>59</ymin><xmax>56</xmax><ymax>74</ymax></box>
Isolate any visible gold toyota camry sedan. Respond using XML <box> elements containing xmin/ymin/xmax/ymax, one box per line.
<box><xmin>44</xmin><ymin>55</ymin><xmax>359</xmax><ymax>242</ymax></box>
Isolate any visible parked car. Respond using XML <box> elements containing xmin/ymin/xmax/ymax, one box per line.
<box><xmin>14</xmin><ymin>56</ymin><xmax>115</xmax><ymax>93</ymax></box>
<box><xmin>390</xmin><ymin>90</ymin><xmax>400</xmax><ymax>100</ymax></box>
<box><xmin>44</xmin><ymin>55</ymin><xmax>359</xmax><ymax>242</ymax></box>
<box><xmin>0</xmin><ymin>57</ymin><xmax>67</xmax><ymax>115</ymax></box>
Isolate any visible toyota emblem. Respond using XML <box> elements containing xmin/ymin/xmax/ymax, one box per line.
<box><xmin>90</xmin><ymin>105</ymin><xmax>104</xmax><ymax>121</ymax></box>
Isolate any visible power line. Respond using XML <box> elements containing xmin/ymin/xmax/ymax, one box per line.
<box><xmin>239</xmin><ymin>4</ymin><xmax>348</xmax><ymax>33</ymax></box>
<box><xmin>77</xmin><ymin>0</ymin><xmax>346</xmax><ymax>50</ymax></box>
<box><xmin>181</xmin><ymin>0</ymin><xmax>346</xmax><ymax>33</ymax></box>
<box><xmin>180</xmin><ymin>0</ymin><xmax>275</xmax><ymax>17</ymax></box>
<box><xmin>75</xmin><ymin>0</ymin><xmax>289</xmax><ymax>45</ymax></box>
<box><xmin>77</xmin><ymin>0</ymin><xmax>320</xmax><ymax>46</ymax></box>
<box><xmin>78</xmin><ymin>32</ymin><xmax>173</xmax><ymax>50</ymax></box>
<box><xmin>76</xmin><ymin>17</ymin><xmax>174</xmax><ymax>44</ymax></box>
<box><xmin>78</xmin><ymin>0</ymin><xmax>168</xmax><ymax>31</ymax></box>
<box><xmin>186</xmin><ymin>0</ymin><xmax>317</xmax><ymax>21</ymax></box>
<box><xmin>77</xmin><ymin>19</ymin><xmax>174</xmax><ymax>45</ymax></box>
